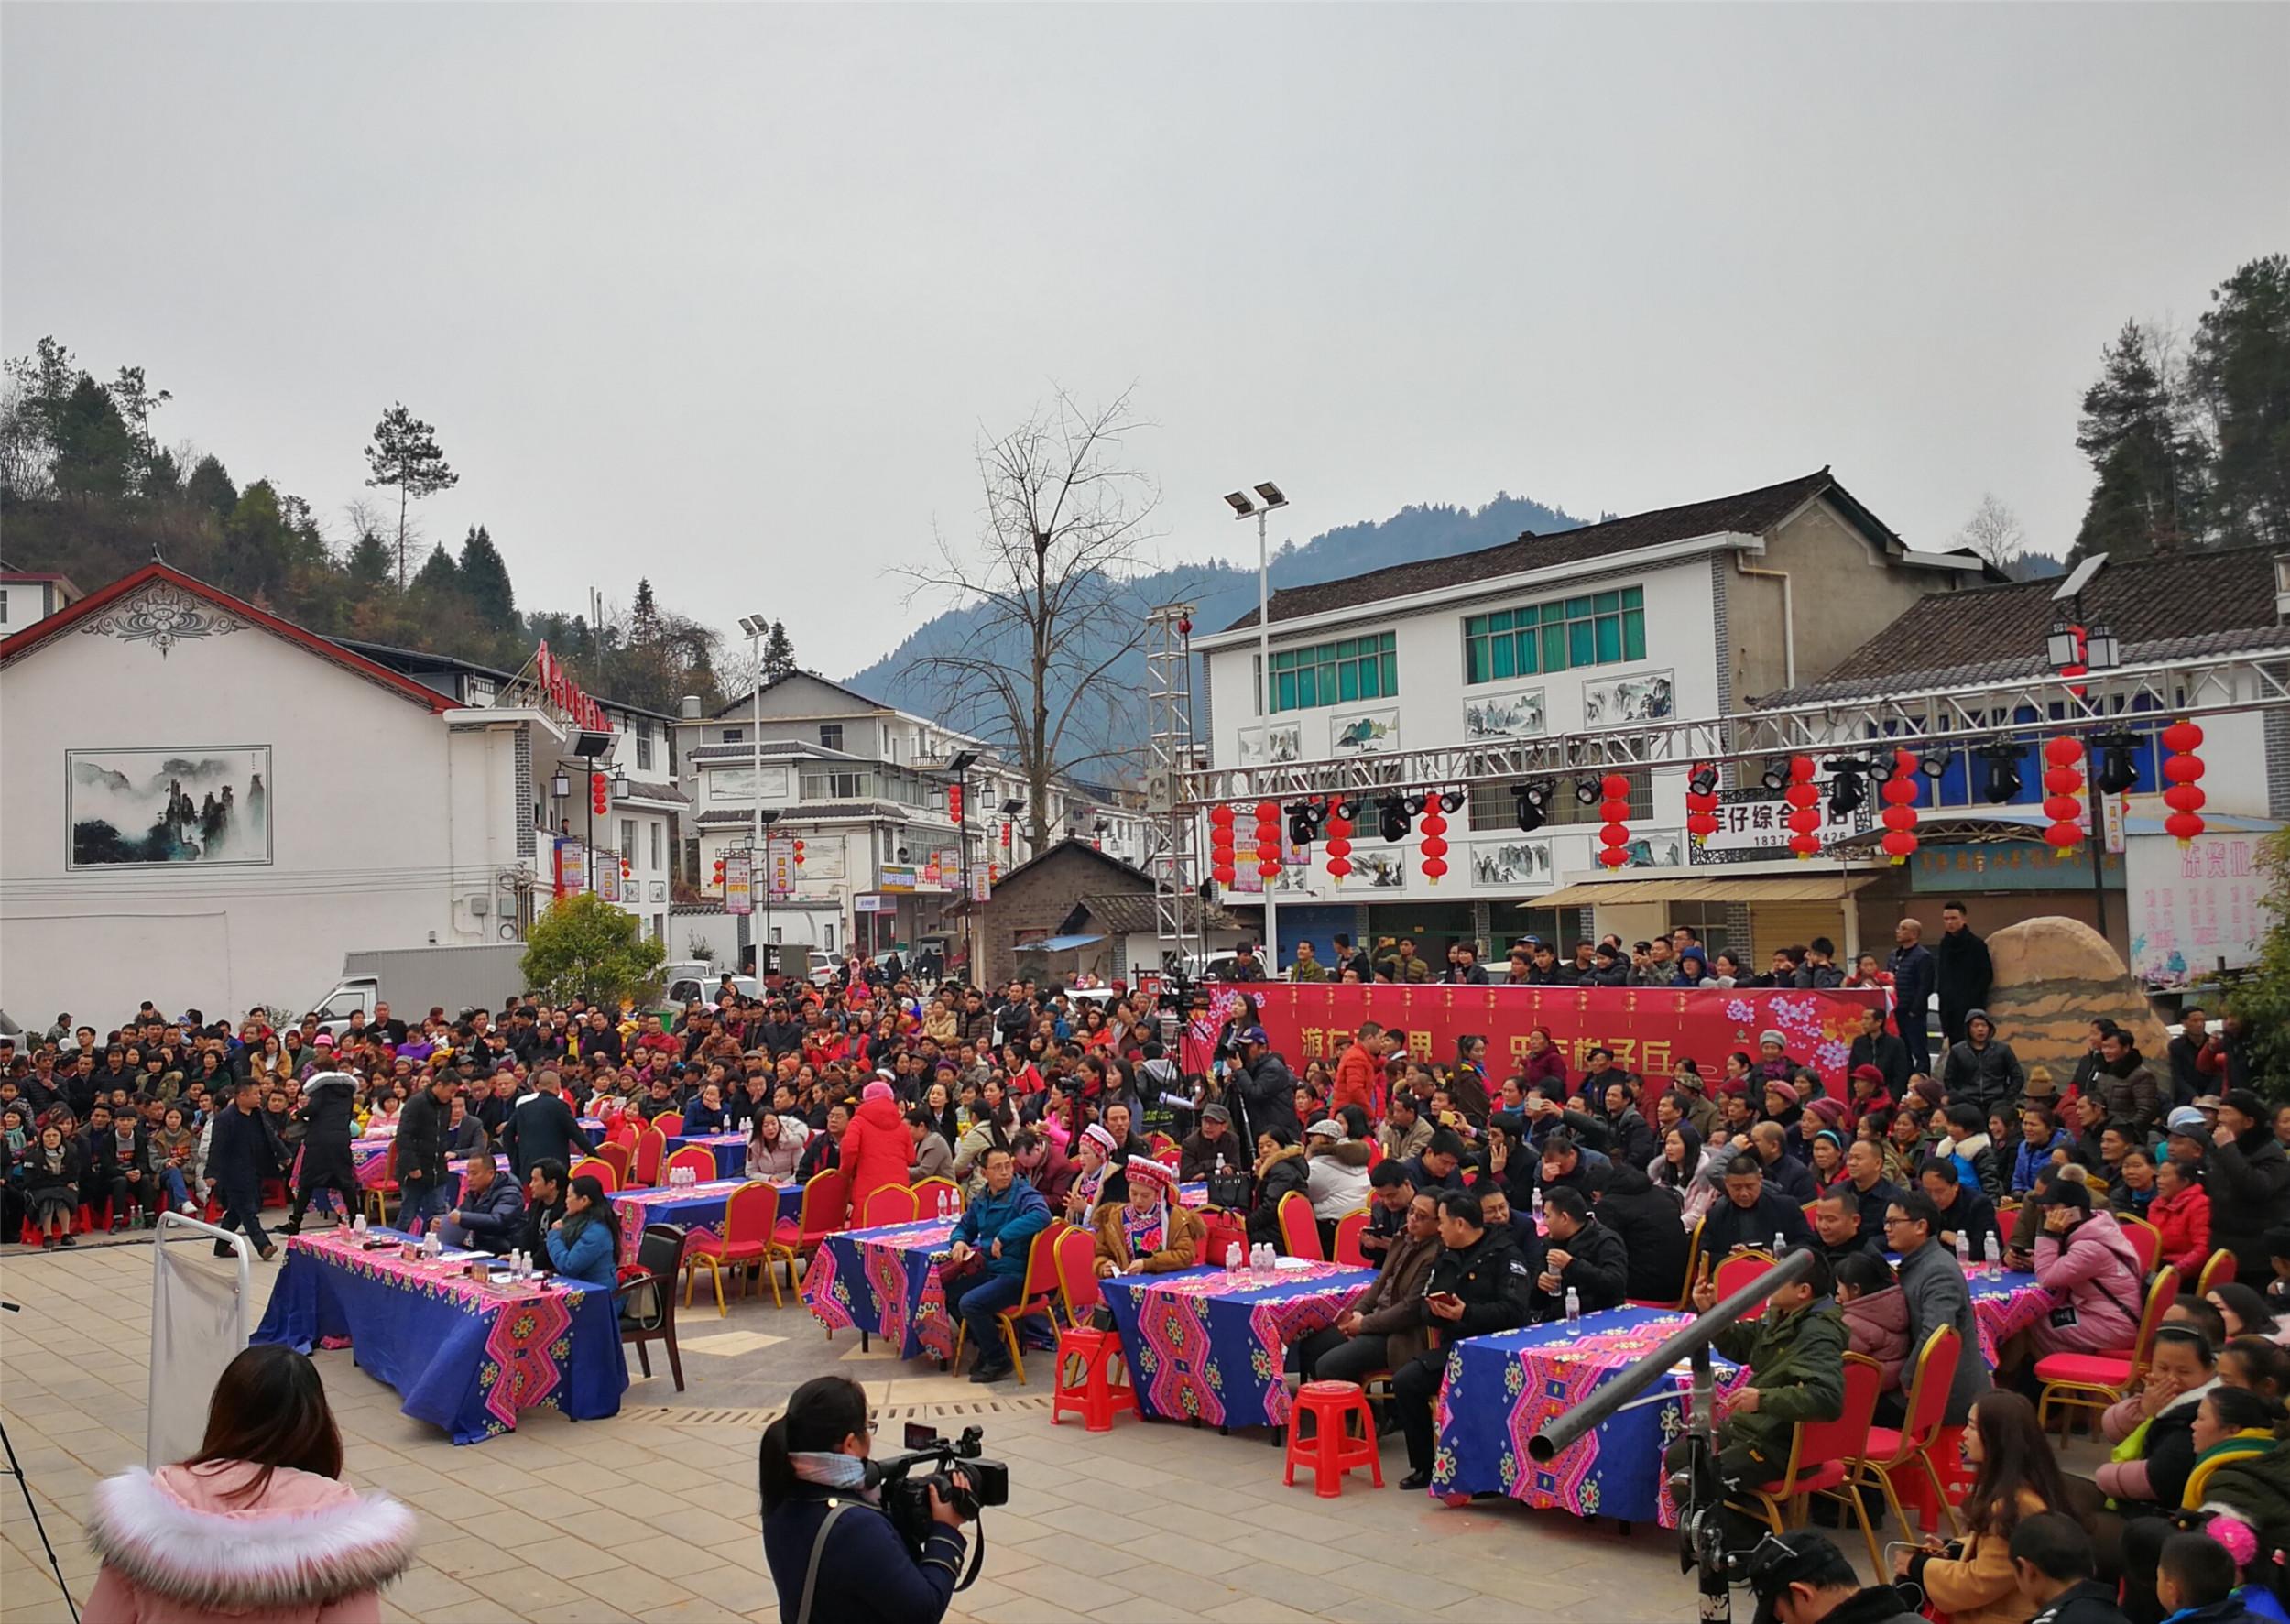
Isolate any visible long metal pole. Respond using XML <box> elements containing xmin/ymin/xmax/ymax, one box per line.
<box><xmin>754</xmin><ymin>632</ymin><xmax>765</xmax><ymax>979</ymax></box>
<box><xmin>1258</xmin><ymin>507</ymin><xmax>1279</xmax><ymax>975</ymax></box>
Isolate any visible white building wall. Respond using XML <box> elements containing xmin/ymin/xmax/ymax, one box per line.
<box><xmin>0</xmin><ymin>617</ymin><xmax>474</xmax><ymax>1021</ymax></box>
<box><xmin>1199</xmin><ymin>557</ymin><xmax>1721</xmax><ymax>907</ymax></box>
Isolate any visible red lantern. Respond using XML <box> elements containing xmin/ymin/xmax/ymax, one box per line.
<box><xmin>1878</xmin><ymin>747</ymin><xmax>1920</xmax><ymax>866</ymax></box>
<box><xmin>1324</xmin><ymin>812</ymin><xmax>1353</xmax><ymax>880</ymax></box>
<box><xmin>2161</xmin><ymin>719</ymin><xmax>2207</xmax><ymax>845</ymax></box>
<box><xmin>1685</xmin><ymin>762</ymin><xmax>1721</xmax><ymax>844</ymax></box>
<box><xmin>1596</xmin><ymin>773</ymin><xmax>1632</xmax><ymax>868</ymax></box>
<box><xmin>1208</xmin><ymin>801</ymin><xmax>1238</xmax><ymax>886</ymax></box>
<box><xmin>2042</xmin><ymin>736</ymin><xmax>2085</xmax><ymax>851</ymax></box>
<box><xmin>1419</xmin><ymin>802</ymin><xmax>1449</xmax><ymax>886</ymax></box>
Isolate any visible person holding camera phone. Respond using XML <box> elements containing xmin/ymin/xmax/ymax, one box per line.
<box><xmin>761</xmin><ymin>1375</ymin><xmax>968</xmax><ymax>1624</ymax></box>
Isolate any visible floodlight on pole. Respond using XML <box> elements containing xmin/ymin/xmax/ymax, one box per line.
<box><xmin>1229</xmin><ymin>478</ymin><xmax>1290</xmax><ymax>972</ymax></box>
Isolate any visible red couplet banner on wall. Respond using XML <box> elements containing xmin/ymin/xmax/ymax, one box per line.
<box><xmin>1190</xmin><ymin>984</ymin><xmax>1889</xmax><ymax>1093</ymax></box>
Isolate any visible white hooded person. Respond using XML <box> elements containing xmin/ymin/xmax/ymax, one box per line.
<box><xmin>87</xmin><ymin>1344</ymin><xmax>416</xmax><ymax>1623</ymax></box>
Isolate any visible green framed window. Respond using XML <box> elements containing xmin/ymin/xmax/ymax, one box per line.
<box><xmin>1464</xmin><ymin>584</ymin><xmax>1645</xmax><ymax>684</ymax></box>
<box><xmin>1262</xmin><ymin>631</ymin><xmax>1398</xmax><ymax>714</ymax></box>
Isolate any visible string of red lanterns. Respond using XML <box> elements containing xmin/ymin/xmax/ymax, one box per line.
<box><xmin>2161</xmin><ymin>720</ymin><xmax>2208</xmax><ymax>845</ymax></box>
<box><xmin>1784</xmin><ymin>755</ymin><xmax>1822</xmax><ymax>859</ymax></box>
<box><xmin>1685</xmin><ymin>764</ymin><xmax>1720</xmax><ymax>845</ymax></box>
<box><xmin>1207</xmin><ymin>802</ymin><xmax>1237</xmax><ymax>888</ymax></box>
<box><xmin>1419</xmin><ymin>799</ymin><xmax>1449</xmax><ymax>884</ymax></box>
<box><xmin>1252</xmin><ymin>799</ymin><xmax>1282</xmax><ymax>879</ymax></box>
<box><xmin>1324</xmin><ymin>803</ymin><xmax>1354</xmax><ymax>879</ymax></box>
<box><xmin>1878</xmin><ymin>747</ymin><xmax>1921</xmax><ymax>865</ymax></box>
<box><xmin>1596</xmin><ymin>773</ymin><xmax>1632</xmax><ymax>868</ymax></box>
<box><xmin>2041</xmin><ymin>736</ymin><xmax>2086</xmax><ymax>851</ymax></box>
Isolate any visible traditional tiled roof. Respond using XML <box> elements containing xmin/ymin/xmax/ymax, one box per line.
<box><xmin>1065</xmin><ymin>891</ymin><xmax>1241</xmax><ymax>935</ymax></box>
<box><xmin>1760</xmin><ymin>543</ymin><xmax>2290</xmax><ymax>705</ymax></box>
<box><xmin>1222</xmin><ymin>469</ymin><xmax>1920</xmax><ymax>631</ymax></box>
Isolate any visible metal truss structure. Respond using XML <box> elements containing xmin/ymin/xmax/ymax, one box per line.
<box><xmin>1142</xmin><ymin>604</ymin><xmax>1207</xmax><ymax>971</ymax></box>
<box><xmin>1171</xmin><ymin>647</ymin><xmax>2290</xmax><ymax>808</ymax></box>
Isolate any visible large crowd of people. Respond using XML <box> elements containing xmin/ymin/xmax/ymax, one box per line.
<box><xmin>7</xmin><ymin>903</ymin><xmax>2283</xmax><ymax>1623</ymax></box>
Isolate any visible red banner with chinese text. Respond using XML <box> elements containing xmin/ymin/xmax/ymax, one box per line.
<box><xmin>1187</xmin><ymin>984</ymin><xmax>1886</xmax><ymax>1093</ymax></box>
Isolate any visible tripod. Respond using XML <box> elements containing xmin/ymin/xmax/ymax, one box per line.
<box><xmin>0</xmin><ymin>1302</ymin><xmax>83</xmax><ymax>1624</ymax></box>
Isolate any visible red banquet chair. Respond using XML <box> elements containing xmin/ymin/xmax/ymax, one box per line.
<box><xmin>1841</xmin><ymin>1324</ymin><xmax>1963</xmax><ymax>1555</ymax></box>
<box><xmin>1733</xmin><ymin>1353</ymin><xmax>1882</xmax><ymax>1556</ymax></box>
<box><xmin>1275</xmin><ymin>1193</ymin><xmax>1324</xmax><ymax>1262</ymax></box>
<box><xmin>771</xmin><ymin>1169</ymin><xmax>848</xmax><ymax>1310</ymax></box>
<box><xmin>951</xmin><ymin>1222</ymin><xmax>1067</xmax><ymax>1386</ymax></box>
<box><xmin>631</xmin><ymin>1126</ymin><xmax>667</xmax><ymax>1188</ymax></box>
<box><xmin>2037</xmin><ymin>1266</ymin><xmax>2179</xmax><ymax>1433</ymax></box>
<box><xmin>860</xmin><ymin>1185</ymin><xmax>918</xmax><ymax>1229</ymax></box>
<box><xmin>1332</xmin><ymin>1210</ymin><xmax>1370</xmax><ymax>1269</ymax></box>
<box><xmin>685</xmin><ymin>1181</ymin><xmax>783</xmax><ymax>1313</ymax></box>
<box><xmin>1712</xmin><ymin>1250</ymin><xmax>1777</xmax><ymax>1323</ymax></box>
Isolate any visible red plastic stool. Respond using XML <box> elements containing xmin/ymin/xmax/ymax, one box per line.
<box><xmin>1051</xmin><ymin>1325</ymin><xmax>1137</xmax><ymax>1433</ymax></box>
<box><xmin>1282</xmin><ymin>1380</ymin><xmax>1382</xmax><ymax>1499</ymax></box>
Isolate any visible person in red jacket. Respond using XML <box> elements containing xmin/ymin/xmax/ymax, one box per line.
<box><xmin>841</xmin><ymin>1077</ymin><xmax>914</xmax><ymax>1222</ymax></box>
<box><xmin>2149</xmin><ymin>1155</ymin><xmax>2213</xmax><ymax>1278</ymax></box>
<box><xmin>1331</xmin><ymin>1024</ymin><xmax>1390</xmax><ymax>1121</ymax></box>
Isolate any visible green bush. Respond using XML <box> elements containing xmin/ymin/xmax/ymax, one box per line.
<box><xmin>520</xmin><ymin>893</ymin><xmax>667</xmax><ymax>1009</ymax></box>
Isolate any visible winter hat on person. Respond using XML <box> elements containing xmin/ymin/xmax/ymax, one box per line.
<box><xmin>1305</xmin><ymin>1118</ymin><xmax>1345</xmax><ymax>1142</ymax></box>
<box><xmin>1126</xmin><ymin>1157</ymin><xmax>1180</xmax><ymax>1193</ymax></box>
<box><xmin>1083</xmin><ymin>1123</ymin><xmax>1118</xmax><ymax>1156</ymax></box>
<box><xmin>1850</xmin><ymin>1064</ymin><xmax>1886</xmax><ymax>1089</ymax></box>
<box><xmin>862</xmin><ymin>1080</ymin><xmax>894</xmax><ymax>1105</ymax></box>
<box><xmin>313</xmin><ymin>1033</ymin><xmax>335</xmax><ymax>1049</ymax></box>
<box><xmin>1804</xmin><ymin>1096</ymin><xmax>1848</xmax><ymax>1130</ymax></box>
<box><xmin>1763</xmin><ymin>1081</ymin><xmax>1800</xmax><ymax>1109</ymax></box>
<box><xmin>1758</xmin><ymin>1030</ymin><xmax>1787</xmax><ymax>1052</ymax></box>
<box><xmin>2165</xmin><ymin>1106</ymin><xmax>2209</xmax><ymax>1139</ymax></box>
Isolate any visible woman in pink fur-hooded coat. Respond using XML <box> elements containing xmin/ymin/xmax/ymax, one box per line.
<box><xmin>85</xmin><ymin>1345</ymin><xmax>416</xmax><ymax>1624</ymax></box>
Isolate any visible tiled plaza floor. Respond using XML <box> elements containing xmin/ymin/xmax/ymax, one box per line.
<box><xmin>5</xmin><ymin>1231</ymin><xmax>1756</xmax><ymax>1623</ymax></box>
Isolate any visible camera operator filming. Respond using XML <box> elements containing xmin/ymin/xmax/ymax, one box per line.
<box><xmin>760</xmin><ymin>1374</ymin><xmax>1005</xmax><ymax>1624</ymax></box>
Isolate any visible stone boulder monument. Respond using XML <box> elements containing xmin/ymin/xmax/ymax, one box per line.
<box><xmin>1981</xmin><ymin>916</ymin><xmax>2172</xmax><ymax>1076</ymax></box>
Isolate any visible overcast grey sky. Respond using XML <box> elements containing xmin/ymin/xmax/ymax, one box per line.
<box><xmin>6</xmin><ymin>4</ymin><xmax>2285</xmax><ymax>673</ymax></box>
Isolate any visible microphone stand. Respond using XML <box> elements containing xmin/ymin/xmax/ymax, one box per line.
<box><xmin>1526</xmin><ymin>1251</ymin><xmax>1816</xmax><ymax>1624</ymax></box>
<box><xmin>0</xmin><ymin>1302</ymin><xmax>82</xmax><ymax>1623</ymax></box>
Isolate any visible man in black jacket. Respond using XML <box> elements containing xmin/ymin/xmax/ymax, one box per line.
<box><xmin>1227</xmin><ymin>1030</ymin><xmax>1299</xmax><ymax>1143</ymax></box>
<box><xmin>501</xmin><ymin>1069</ymin><xmax>592</xmax><ymax>1180</ymax></box>
<box><xmin>1933</xmin><ymin>901</ymin><xmax>1992</xmax><ymax>1049</ymax></box>
<box><xmin>2207</xmin><ymin>1089</ymin><xmax>2290</xmax><ymax>1281</ymax></box>
<box><xmin>1699</xmin><ymin>1153</ymin><xmax>1815</xmax><ymax>1259</ymax></box>
<box><xmin>1811</xmin><ymin>1190</ymin><xmax>1882</xmax><ymax>1269</ymax></box>
<box><xmin>1917</xmin><ymin>1156</ymin><xmax>2001</xmax><ymax>1259</ymax></box>
<box><xmin>209</xmin><ymin>1077</ymin><xmax>279</xmax><ymax>1259</ymax></box>
<box><xmin>1746</xmin><ymin>1121</ymin><xmax>1817</xmax><ymax>1204</ymax></box>
<box><xmin>1392</xmin><ymin>1187</ymin><xmax>1534</xmax><ymax>1488</ymax></box>
<box><xmin>1847</xmin><ymin>1007</ymin><xmax>1911</xmax><ymax>1097</ymax></box>
<box><xmin>1532</xmin><ymin>1187</ymin><xmax>1626</xmax><ymax>1321</ymax></box>
<box><xmin>283</xmin><ymin>1072</ymin><xmax>360</xmax><ymax>1234</ymax></box>
<box><xmin>1441</xmin><ymin>942</ymin><xmax>1490</xmax><ymax>985</ymax></box>
<box><xmin>1888</xmin><ymin>919</ymin><xmax>1937</xmax><ymax>1075</ymax></box>
<box><xmin>518</xmin><ymin>1159</ymin><xmax>569</xmax><ymax>1260</ymax></box>
<box><xmin>396</xmin><ymin>1072</ymin><xmax>457</xmax><ymax>1233</ymax></box>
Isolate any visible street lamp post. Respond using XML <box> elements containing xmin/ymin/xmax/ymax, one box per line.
<box><xmin>2046</xmin><ymin>562</ymin><xmax>2121</xmax><ymax>942</ymax></box>
<box><xmin>1225</xmin><ymin>480</ymin><xmax>1289</xmax><ymax>974</ymax></box>
<box><xmin>946</xmin><ymin>750</ymin><xmax>979</xmax><ymax>985</ymax></box>
<box><xmin>738</xmin><ymin>615</ymin><xmax>770</xmax><ymax>975</ymax></box>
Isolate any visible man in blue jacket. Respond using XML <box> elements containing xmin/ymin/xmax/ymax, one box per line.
<box><xmin>441</xmin><ymin>1153</ymin><xmax>526</xmax><ymax>1255</ymax></box>
<box><xmin>946</xmin><ymin>1145</ymin><xmax>1052</xmax><ymax>1385</ymax></box>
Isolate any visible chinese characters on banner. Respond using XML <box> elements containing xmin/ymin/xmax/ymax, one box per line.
<box><xmin>1185</xmin><ymin>984</ymin><xmax>1886</xmax><ymax>1092</ymax></box>
<box><xmin>723</xmin><ymin>850</ymin><xmax>753</xmax><ymax>915</ymax></box>
<box><xmin>2126</xmin><ymin>832</ymin><xmax>2278</xmax><ymax>988</ymax></box>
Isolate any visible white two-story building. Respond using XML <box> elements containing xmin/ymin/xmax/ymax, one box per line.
<box><xmin>1192</xmin><ymin>469</ymin><xmax>1993</xmax><ymax>969</ymax></box>
<box><xmin>675</xmin><ymin>671</ymin><xmax>1148</xmax><ymax>972</ymax></box>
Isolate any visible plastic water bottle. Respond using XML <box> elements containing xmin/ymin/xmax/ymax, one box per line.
<box><xmin>1772</xmin><ymin>1230</ymin><xmax>1785</xmax><ymax>1257</ymax></box>
<box><xmin>1956</xmin><ymin>1230</ymin><xmax>1974</xmax><ymax>1273</ymax></box>
<box><xmin>1984</xmin><ymin>1233</ymin><xmax>2003</xmax><ymax>1279</ymax></box>
<box><xmin>1531</xmin><ymin>1188</ymin><xmax>1544</xmax><ymax>1226</ymax></box>
<box><xmin>1225</xmin><ymin>1242</ymin><xmax>1243</xmax><ymax>1280</ymax></box>
<box><xmin>1565</xmin><ymin>1286</ymin><xmax>1582</xmax><ymax>1328</ymax></box>
<box><xmin>352</xmin><ymin>1213</ymin><xmax>367</xmax><ymax>1237</ymax></box>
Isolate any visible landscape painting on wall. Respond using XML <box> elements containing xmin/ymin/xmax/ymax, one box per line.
<box><xmin>1238</xmin><ymin>723</ymin><xmax>1303</xmax><ymax>767</ymax></box>
<box><xmin>1331</xmin><ymin>706</ymin><xmax>1400</xmax><ymax>756</ymax></box>
<box><xmin>1463</xmin><ymin>687</ymin><xmax>1545</xmax><ymax>742</ymax></box>
<box><xmin>1582</xmin><ymin>670</ymin><xmax>1674</xmax><ymax>725</ymax></box>
<box><xmin>1470</xmin><ymin>839</ymin><xmax>1553</xmax><ymax>888</ymax></box>
<box><xmin>69</xmin><ymin>747</ymin><xmax>273</xmax><ymax>867</ymax></box>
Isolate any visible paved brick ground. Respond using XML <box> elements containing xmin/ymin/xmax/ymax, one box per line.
<box><xmin>3</xmin><ymin>1232</ymin><xmax>1794</xmax><ymax>1623</ymax></box>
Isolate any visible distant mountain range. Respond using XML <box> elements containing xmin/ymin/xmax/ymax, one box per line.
<box><xmin>844</xmin><ymin>493</ymin><xmax>1592</xmax><ymax>771</ymax></box>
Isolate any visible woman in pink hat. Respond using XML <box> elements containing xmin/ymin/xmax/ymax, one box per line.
<box><xmin>840</xmin><ymin>1078</ymin><xmax>913</xmax><ymax>1222</ymax></box>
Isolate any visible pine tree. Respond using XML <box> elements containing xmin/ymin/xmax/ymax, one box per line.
<box><xmin>2072</xmin><ymin>322</ymin><xmax>2203</xmax><ymax>560</ymax></box>
<box><xmin>762</xmin><ymin>619</ymin><xmax>796</xmax><ymax>679</ymax></box>
<box><xmin>2190</xmin><ymin>253</ymin><xmax>2290</xmax><ymax>550</ymax></box>
<box><xmin>457</xmin><ymin>524</ymin><xmax>517</xmax><ymax>630</ymax></box>
<box><xmin>345</xmin><ymin>532</ymin><xmax>393</xmax><ymax>594</ymax></box>
<box><xmin>363</xmin><ymin>403</ymin><xmax>460</xmax><ymax>588</ymax></box>
<box><xmin>184</xmin><ymin>454</ymin><xmax>237</xmax><ymax>520</ymax></box>
<box><xmin>49</xmin><ymin>376</ymin><xmax>138</xmax><ymax>502</ymax></box>
<box><xmin>631</xmin><ymin>577</ymin><xmax>660</xmax><ymax>634</ymax></box>
<box><xmin>412</xmin><ymin>542</ymin><xmax>460</xmax><ymax>594</ymax></box>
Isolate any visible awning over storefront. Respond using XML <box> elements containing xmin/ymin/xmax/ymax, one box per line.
<box><xmin>1023</xmin><ymin>933</ymin><xmax>1107</xmax><ymax>953</ymax></box>
<box><xmin>1530</xmin><ymin>873</ymin><xmax>1881</xmax><ymax>910</ymax></box>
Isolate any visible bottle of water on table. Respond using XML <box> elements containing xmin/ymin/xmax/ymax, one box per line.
<box><xmin>1984</xmin><ymin>1233</ymin><xmax>2002</xmax><ymax>1279</ymax></box>
<box><xmin>1956</xmin><ymin>1230</ymin><xmax>1973</xmax><ymax>1273</ymax></box>
<box><xmin>1565</xmin><ymin>1286</ymin><xmax>1581</xmax><ymax>1328</ymax></box>
<box><xmin>1225</xmin><ymin>1242</ymin><xmax>1242</xmax><ymax>1281</ymax></box>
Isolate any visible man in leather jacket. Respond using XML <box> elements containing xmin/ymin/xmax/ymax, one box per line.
<box><xmin>1391</xmin><ymin>1186</ymin><xmax>1534</xmax><ymax>1488</ymax></box>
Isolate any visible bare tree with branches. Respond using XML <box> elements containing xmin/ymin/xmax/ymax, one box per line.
<box><xmin>900</xmin><ymin>387</ymin><xmax>1161</xmax><ymax>849</ymax></box>
<box><xmin>1953</xmin><ymin>491</ymin><xmax>2027</xmax><ymax>568</ymax></box>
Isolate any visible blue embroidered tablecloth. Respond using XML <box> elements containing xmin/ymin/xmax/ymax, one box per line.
<box><xmin>1098</xmin><ymin>1262</ymin><xmax>1376</xmax><ymax>1429</ymax></box>
<box><xmin>665</xmin><ymin>1133</ymin><xmax>748</xmax><ymax>1180</ymax></box>
<box><xmin>608</xmin><ymin>1179</ymin><xmax>800</xmax><ymax>1267</ymax></box>
<box><xmin>1431</xmin><ymin>1306</ymin><xmax>1749</xmax><ymax>1524</ymax></box>
<box><xmin>253</xmin><ymin>1227</ymin><xmax>626</xmax><ymax>1444</ymax></box>
<box><xmin>802</xmin><ymin>1218</ymin><xmax>961</xmax><ymax>1361</ymax></box>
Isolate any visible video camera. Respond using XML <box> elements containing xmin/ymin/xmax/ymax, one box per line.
<box><xmin>874</xmin><ymin>1422</ymin><xmax>1008</xmax><ymax>1556</ymax></box>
